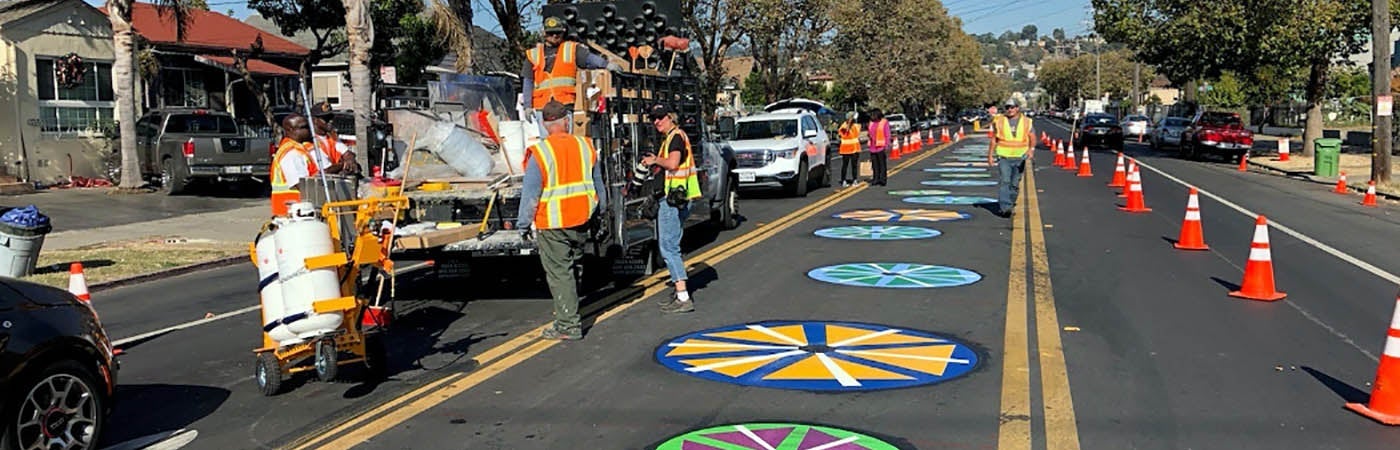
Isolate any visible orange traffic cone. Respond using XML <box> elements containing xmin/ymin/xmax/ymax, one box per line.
<box><xmin>890</xmin><ymin>140</ymin><xmax>902</xmax><ymax>161</ymax></box>
<box><xmin>1173</xmin><ymin>188</ymin><xmax>1209</xmax><ymax>250</ymax></box>
<box><xmin>1076</xmin><ymin>148</ymin><xmax>1093</xmax><ymax>177</ymax></box>
<box><xmin>1335</xmin><ymin>172</ymin><xmax>1349</xmax><ymax>194</ymax></box>
<box><xmin>941</xmin><ymin>128</ymin><xmax>950</xmax><ymax>144</ymax></box>
<box><xmin>1362</xmin><ymin>180</ymin><xmax>1379</xmax><ymax>207</ymax></box>
<box><xmin>1118</xmin><ymin>167</ymin><xmax>1151</xmax><ymax>213</ymax></box>
<box><xmin>1119</xmin><ymin>161</ymin><xmax>1138</xmax><ymax>197</ymax></box>
<box><xmin>1108</xmin><ymin>152</ymin><xmax>1127</xmax><ymax>188</ymax></box>
<box><xmin>1064</xmin><ymin>147</ymin><xmax>1080</xmax><ymax>171</ymax></box>
<box><xmin>1228</xmin><ymin>215</ymin><xmax>1286</xmax><ymax>301</ymax></box>
<box><xmin>1277</xmin><ymin>138</ymin><xmax>1290</xmax><ymax>162</ymax></box>
<box><xmin>1237</xmin><ymin>151</ymin><xmax>1249</xmax><ymax>172</ymax></box>
<box><xmin>1345</xmin><ymin>291</ymin><xmax>1400</xmax><ymax>425</ymax></box>
<box><xmin>68</xmin><ymin>262</ymin><xmax>90</xmax><ymax>302</ymax></box>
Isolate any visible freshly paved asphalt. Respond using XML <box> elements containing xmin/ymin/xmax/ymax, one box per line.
<box><xmin>94</xmin><ymin>126</ymin><xmax>1400</xmax><ymax>449</ymax></box>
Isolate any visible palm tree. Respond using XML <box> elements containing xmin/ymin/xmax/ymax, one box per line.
<box><xmin>343</xmin><ymin>0</ymin><xmax>373</xmax><ymax>167</ymax></box>
<box><xmin>107</xmin><ymin>0</ymin><xmax>189</xmax><ymax>190</ymax></box>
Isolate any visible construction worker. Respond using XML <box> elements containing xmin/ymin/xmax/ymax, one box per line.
<box><xmin>867</xmin><ymin>109</ymin><xmax>891</xmax><ymax>186</ymax></box>
<box><xmin>837</xmin><ymin>112</ymin><xmax>862</xmax><ymax>187</ymax></box>
<box><xmin>269</xmin><ymin>114</ymin><xmax>319</xmax><ymax>216</ymax></box>
<box><xmin>310</xmin><ymin>102</ymin><xmax>360</xmax><ymax>175</ymax></box>
<box><xmin>521</xmin><ymin>16</ymin><xmax>614</xmax><ymax>136</ymax></box>
<box><xmin>516</xmin><ymin>101</ymin><xmax>606</xmax><ymax>340</ymax></box>
<box><xmin>642</xmin><ymin>103</ymin><xmax>698</xmax><ymax>314</ymax></box>
<box><xmin>987</xmin><ymin>98</ymin><xmax>1033</xmax><ymax>218</ymax></box>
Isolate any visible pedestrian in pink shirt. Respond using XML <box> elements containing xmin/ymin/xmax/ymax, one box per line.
<box><xmin>867</xmin><ymin>109</ymin><xmax>891</xmax><ymax>186</ymax></box>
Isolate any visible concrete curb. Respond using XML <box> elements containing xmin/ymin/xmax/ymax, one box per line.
<box><xmin>1246</xmin><ymin>160</ymin><xmax>1400</xmax><ymax>201</ymax></box>
<box><xmin>89</xmin><ymin>255</ymin><xmax>246</xmax><ymax>292</ymax></box>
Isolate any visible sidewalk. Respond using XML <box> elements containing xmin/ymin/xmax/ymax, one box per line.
<box><xmin>1247</xmin><ymin>153</ymin><xmax>1400</xmax><ymax>200</ymax></box>
<box><xmin>44</xmin><ymin>205</ymin><xmax>266</xmax><ymax>250</ymax></box>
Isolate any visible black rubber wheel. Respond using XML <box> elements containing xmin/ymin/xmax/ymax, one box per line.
<box><xmin>255</xmin><ymin>352</ymin><xmax>283</xmax><ymax>396</ymax></box>
<box><xmin>718</xmin><ymin>176</ymin><xmax>739</xmax><ymax>229</ymax></box>
<box><xmin>363</xmin><ymin>335</ymin><xmax>388</xmax><ymax>382</ymax></box>
<box><xmin>790</xmin><ymin>159</ymin><xmax>809</xmax><ymax>197</ymax></box>
<box><xmin>314</xmin><ymin>339</ymin><xmax>338</xmax><ymax>382</ymax></box>
<box><xmin>1</xmin><ymin>361</ymin><xmax>105</xmax><ymax>450</ymax></box>
<box><xmin>160</xmin><ymin>157</ymin><xmax>190</xmax><ymax>195</ymax></box>
<box><xmin>819</xmin><ymin>155</ymin><xmax>832</xmax><ymax>187</ymax></box>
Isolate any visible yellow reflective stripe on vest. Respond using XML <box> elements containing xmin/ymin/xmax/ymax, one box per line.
<box><xmin>535</xmin><ymin>136</ymin><xmax>598</xmax><ymax>229</ymax></box>
<box><xmin>660</xmin><ymin>128</ymin><xmax>701</xmax><ymax>199</ymax></box>
<box><xmin>995</xmin><ymin>115</ymin><xmax>1031</xmax><ymax>157</ymax></box>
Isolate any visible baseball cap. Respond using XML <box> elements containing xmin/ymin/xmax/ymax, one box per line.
<box><xmin>543</xmin><ymin>16</ymin><xmax>566</xmax><ymax>33</ymax></box>
<box><xmin>648</xmin><ymin>104</ymin><xmax>673</xmax><ymax>120</ymax></box>
<box><xmin>1004</xmin><ymin>98</ymin><xmax>1022</xmax><ymax>108</ymax></box>
<box><xmin>312</xmin><ymin>101</ymin><xmax>335</xmax><ymax>118</ymax></box>
<box><xmin>541</xmin><ymin>101</ymin><xmax>570</xmax><ymax>122</ymax></box>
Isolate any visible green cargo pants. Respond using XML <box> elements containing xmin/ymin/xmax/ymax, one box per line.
<box><xmin>536</xmin><ymin>226</ymin><xmax>588</xmax><ymax>334</ymax></box>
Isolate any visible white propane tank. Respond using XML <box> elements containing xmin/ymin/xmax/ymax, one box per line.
<box><xmin>254</xmin><ymin>229</ymin><xmax>297</xmax><ymax>345</ymax></box>
<box><xmin>274</xmin><ymin>202</ymin><xmax>343</xmax><ymax>341</ymax></box>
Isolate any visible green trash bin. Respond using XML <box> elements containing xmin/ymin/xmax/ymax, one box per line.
<box><xmin>1314</xmin><ymin>138</ymin><xmax>1342</xmax><ymax>178</ymax></box>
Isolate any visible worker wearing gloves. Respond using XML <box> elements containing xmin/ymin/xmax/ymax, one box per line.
<box><xmin>269</xmin><ymin>114</ymin><xmax>319</xmax><ymax>216</ymax></box>
<box><xmin>641</xmin><ymin>104</ymin><xmax>699</xmax><ymax>314</ymax></box>
<box><xmin>987</xmin><ymin>98</ymin><xmax>1033</xmax><ymax>218</ymax></box>
<box><xmin>837</xmin><ymin>112</ymin><xmax>862</xmax><ymax>187</ymax></box>
<box><xmin>516</xmin><ymin>101</ymin><xmax>607</xmax><ymax>340</ymax></box>
<box><xmin>310</xmin><ymin>102</ymin><xmax>360</xmax><ymax>176</ymax></box>
<box><xmin>521</xmin><ymin>16</ymin><xmax>616</xmax><ymax>136</ymax></box>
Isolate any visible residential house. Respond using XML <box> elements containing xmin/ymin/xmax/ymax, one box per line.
<box><xmin>718</xmin><ymin>55</ymin><xmax>754</xmax><ymax>110</ymax></box>
<box><xmin>1149</xmin><ymin>75</ymin><xmax>1179</xmax><ymax>106</ymax></box>
<box><xmin>0</xmin><ymin>0</ymin><xmax>115</xmax><ymax>183</ymax></box>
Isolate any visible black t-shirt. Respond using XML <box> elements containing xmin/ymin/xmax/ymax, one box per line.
<box><xmin>661</xmin><ymin>129</ymin><xmax>690</xmax><ymax>163</ymax></box>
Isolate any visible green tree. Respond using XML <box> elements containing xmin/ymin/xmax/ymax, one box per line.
<box><xmin>1198</xmin><ymin>72</ymin><xmax>1246</xmax><ymax>108</ymax></box>
<box><xmin>393</xmin><ymin>14</ymin><xmax>446</xmax><ymax>84</ymax></box>
<box><xmin>742</xmin><ymin>0</ymin><xmax>832</xmax><ymax>103</ymax></box>
<box><xmin>1052</xmin><ymin>28</ymin><xmax>1066</xmax><ymax>41</ymax></box>
<box><xmin>186</xmin><ymin>0</ymin><xmax>208</xmax><ymax>10</ymax></box>
<box><xmin>249</xmin><ymin>0</ymin><xmax>348</xmax><ymax>77</ymax></box>
<box><xmin>1327</xmin><ymin>66</ymin><xmax>1370</xmax><ymax>99</ymax></box>
<box><xmin>1020</xmin><ymin>24</ymin><xmax>1038</xmax><ymax>42</ymax></box>
<box><xmin>685</xmin><ymin>0</ymin><xmax>751</xmax><ymax>120</ymax></box>
<box><xmin>829</xmin><ymin>0</ymin><xmax>979</xmax><ymax>110</ymax></box>
<box><xmin>740</xmin><ymin>71</ymin><xmax>766</xmax><ymax>107</ymax></box>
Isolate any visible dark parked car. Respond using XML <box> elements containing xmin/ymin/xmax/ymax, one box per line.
<box><xmin>1078</xmin><ymin>114</ymin><xmax>1124</xmax><ymax>151</ymax></box>
<box><xmin>0</xmin><ymin>277</ymin><xmax>117</xmax><ymax>450</ymax></box>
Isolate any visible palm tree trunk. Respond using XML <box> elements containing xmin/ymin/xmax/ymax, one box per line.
<box><xmin>109</xmin><ymin>0</ymin><xmax>142</xmax><ymax>189</ymax></box>
<box><xmin>344</xmin><ymin>0</ymin><xmax>374</xmax><ymax>168</ymax></box>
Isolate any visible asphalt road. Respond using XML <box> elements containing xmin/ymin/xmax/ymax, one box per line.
<box><xmin>94</xmin><ymin>127</ymin><xmax>1400</xmax><ymax>450</ymax></box>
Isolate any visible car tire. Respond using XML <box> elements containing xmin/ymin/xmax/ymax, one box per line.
<box><xmin>716</xmin><ymin>175</ymin><xmax>739</xmax><ymax>230</ymax></box>
<box><xmin>160</xmin><ymin>157</ymin><xmax>190</xmax><ymax>196</ymax></box>
<box><xmin>819</xmin><ymin>156</ymin><xmax>832</xmax><ymax>188</ymax></box>
<box><xmin>789</xmin><ymin>159</ymin><xmax>809</xmax><ymax>197</ymax></box>
<box><xmin>2</xmin><ymin>361</ymin><xmax>106</xmax><ymax>450</ymax></box>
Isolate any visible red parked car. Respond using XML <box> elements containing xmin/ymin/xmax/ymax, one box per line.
<box><xmin>1179</xmin><ymin>111</ymin><xmax>1254</xmax><ymax>161</ymax></box>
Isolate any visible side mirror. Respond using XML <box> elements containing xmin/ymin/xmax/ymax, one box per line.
<box><xmin>803</xmin><ymin>129</ymin><xmax>818</xmax><ymax>138</ymax></box>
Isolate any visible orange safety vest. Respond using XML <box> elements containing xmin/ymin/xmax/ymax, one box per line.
<box><xmin>838</xmin><ymin>122</ymin><xmax>861</xmax><ymax>155</ymax></box>
<box><xmin>870</xmin><ymin>119</ymin><xmax>889</xmax><ymax>148</ymax></box>
<box><xmin>316</xmin><ymin>132</ymin><xmax>342</xmax><ymax>165</ymax></box>
<box><xmin>994</xmin><ymin>114</ymin><xmax>1033</xmax><ymax>158</ymax></box>
<box><xmin>660</xmin><ymin>127</ymin><xmax>701</xmax><ymax>200</ymax></box>
<box><xmin>527</xmin><ymin>42</ymin><xmax>579</xmax><ymax>109</ymax></box>
<box><xmin>269</xmin><ymin>138</ymin><xmax>319</xmax><ymax>216</ymax></box>
<box><xmin>526</xmin><ymin>134</ymin><xmax>598</xmax><ymax>229</ymax></box>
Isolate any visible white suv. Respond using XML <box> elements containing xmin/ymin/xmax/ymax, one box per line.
<box><xmin>886</xmin><ymin>113</ymin><xmax>912</xmax><ymax>134</ymax></box>
<box><xmin>730</xmin><ymin>110</ymin><xmax>831</xmax><ymax>196</ymax></box>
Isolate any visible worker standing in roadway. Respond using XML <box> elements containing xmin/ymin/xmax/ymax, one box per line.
<box><xmin>642</xmin><ymin>103</ymin><xmax>699</xmax><ymax>314</ymax></box>
<box><xmin>866</xmin><ymin>110</ymin><xmax>890</xmax><ymax>186</ymax></box>
<box><xmin>521</xmin><ymin>16</ymin><xmax>614</xmax><ymax>136</ymax></box>
<box><xmin>516</xmin><ymin>101</ymin><xmax>607</xmax><ymax>340</ymax></box>
<box><xmin>987</xmin><ymin>98</ymin><xmax>1033</xmax><ymax>218</ymax></box>
<box><xmin>837</xmin><ymin>112</ymin><xmax>862</xmax><ymax>187</ymax></box>
<box><xmin>269</xmin><ymin>114</ymin><xmax>319</xmax><ymax>216</ymax></box>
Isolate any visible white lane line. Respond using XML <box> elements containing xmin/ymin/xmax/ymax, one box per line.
<box><xmin>112</xmin><ymin>305</ymin><xmax>261</xmax><ymax>347</ymax></box>
<box><xmin>1133</xmin><ymin>159</ymin><xmax>1400</xmax><ymax>286</ymax></box>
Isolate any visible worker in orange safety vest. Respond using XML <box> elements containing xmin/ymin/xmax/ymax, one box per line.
<box><xmin>837</xmin><ymin>113</ymin><xmax>862</xmax><ymax>187</ymax></box>
<box><xmin>269</xmin><ymin>114</ymin><xmax>320</xmax><ymax>216</ymax></box>
<box><xmin>521</xmin><ymin>16</ymin><xmax>616</xmax><ymax>136</ymax></box>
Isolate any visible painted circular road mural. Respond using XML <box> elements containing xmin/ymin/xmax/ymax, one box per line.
<box><xmin>901</xmin><ymin>196</ymin><xmax>997</xmax><ymax>205</ymax></box>
<box><xmin>833</xmin><ymin>209</ymin><xmax>972</xmax><ymax>223</ymax></box>
<box><xmin>922</xmin><ymin>167</ymin><xmax>985</xmax><ymax>173</ymax></box>
<box><xmin>921</xmin><ymin>180</ymin><xmax>998</xmax><ymax>187</ymax></box>
<box><xmin>937</xmin><ymin>173</ymin><xmax>991</xmax><ymax>178</ymax></box>
<box><xmin>654</xmin><ymin>320</ymin><xmax>980</xmax><ymax>392</ymax></box>
<box><xmin>814</xmin><ymin>225</ymin><xmax>941</xmax><ymax>241</ymax></box>
<box><xmin>937</xmin><ymin>162</ymin><xmax>991</xmax><ymax>167</ymax></box>
<box><xmin>807</xmin><ymin>263</ymin><xmax>983</xmax><ymax>289</ymax></box>
<box><xmin>655</xmin><ymin>423</ymin><xmax>901</xmax><ymax>450</ymax></box>
<box><xmin>886</xmin><ymin>189</ymin><xmax>951</xmax><ymax>196</ymax></box>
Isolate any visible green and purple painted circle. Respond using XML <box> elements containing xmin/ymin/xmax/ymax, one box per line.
<box><xmin>655</xmin><ymin>423</ymin><xmax>900</xmax><ymax>449</ymax></box>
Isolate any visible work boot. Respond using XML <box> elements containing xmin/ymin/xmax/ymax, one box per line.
<box><xmin>660</xmin><ymin>292</ymin><xmax>695</xmax><ymax>314</ymax></box>
<box><xmin>541</xmin><ymin>327</ymin><xmax>583</xmax><ymax>341</ymax></box>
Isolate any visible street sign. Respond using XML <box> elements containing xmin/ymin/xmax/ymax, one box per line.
<box><xmin>380</xmin><ymin>66</ymin><xmax>397</xmax><ymax>85</ymax></box>
<box><xmin>1379</xmin><ymin>95</ymin><xmax>1393</xmax><ymax>117</ymax></box>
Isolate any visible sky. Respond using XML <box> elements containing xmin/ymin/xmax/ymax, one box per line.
<box><xmin>92</xmin><ymin>0</ymin><xmax>1092</xmax><ymax>42</ymax></box>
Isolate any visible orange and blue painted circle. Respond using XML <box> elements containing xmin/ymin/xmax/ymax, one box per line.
<box><xmin>655</xmin><ymin>321</ymin><xmax>980</xmax><ymax>392</ymax></box>
<box><xmin>886</xmin><ymin>189</ymin><xmax>951</xmax><ymax>196</ymax></box>
<box><xmin>832</xmin><ymin>209</ymin><xmax>972</xmax><ymax>223</ymax></box>
<box><xmin>807</xmin><ymin>263</ymin><xmax>982</xmax><ymax>288</ymax></box>
<box><xmin>923</xmin><ymin>167</ymin><xmax>984</xmax><ymax>173</ymax></box>
<box><xmin>938</xmin><ymin>173</ymin><xmax>991</xmax><ymax>178</ymax></box>
<box><xmin>902</xmin><ymin>196</ymin><xmax>997</xmax><ymax>205</ymax></box>
<box><xmin>921</xmin><ymin>180</ymin><xmax>997</xmax><ymax>187</ymax></box>
<box><xmin>655</xmin><ymin>423</ymin><xmax>900</xmax><ymax>450</ymax></box>
<box><xmin>937</xmin><ymin>162</ymin><xmax>991</xmax><ymax>167</ymax></box>
<box><xmin>814</xmin><ymin>225</ymin><xmax>941</xmax><ymax>240</ymax></box>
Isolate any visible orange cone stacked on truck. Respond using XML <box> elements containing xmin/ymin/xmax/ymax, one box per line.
<box><xmin>1173</xmin><ymin>188</ymin><xmax>1209</xmax><ymax>250</ymax></box>
<box><xmin>1228</xmin><ymin>215</ymin><xmax>1286</xmax><ymax>301</ymax></box>
<box><xmin>1344</xmin><ymin>291</ymin><xmax>1400</xmax><ymax>425</ymax></box>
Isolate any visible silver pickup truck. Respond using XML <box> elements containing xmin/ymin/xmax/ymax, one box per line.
<box><xmin>134</xmin><ymin>108</ymin><xmax>274</xmax><ymax>194</ymax></box>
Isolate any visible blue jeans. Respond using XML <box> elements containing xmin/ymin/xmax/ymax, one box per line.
<box><xmin>658</xmin><ymin>200</ymin><xmax>690</xmax><ymax>282</ymax></box>
<box><xmin>997</xmin><ymin>156</ymin><xmax>1026</xmax><ymax>213</ymax></box>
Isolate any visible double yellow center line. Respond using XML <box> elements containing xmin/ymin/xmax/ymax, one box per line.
<box><xmin>998</xmin><ymin>164</ymin><xmax>1082</xmax><ymax>449</ymax></box>
<box><xmin>287</xmin><ymin>146</ymin><xmax>951</xmax><ymax>450</ymax></box>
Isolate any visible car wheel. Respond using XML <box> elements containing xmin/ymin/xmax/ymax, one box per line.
<box><xmin>160</xmin><ymin>157</ymin><xmax>190</xmax><ymax>196</ymax></box>
<box><xmin>716</xmin><ymin>175</ymin><xmax>739</xmax><ymax>229</ymax></box>
<box><xmin>789</xmin><ymin>159</ymin><xmax>809</xmax><ymax>197</ymax></box>
<box><xmin>819</xmin><ymin>156</ymin><xmax>832</xmax><ymax>188</ymax></box>
<box><xmin>2</xmin><ymin>361</ymin><xmax>105</xmax><ymax>450</ymax></box>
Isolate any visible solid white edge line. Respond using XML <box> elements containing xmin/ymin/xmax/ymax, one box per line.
<box><xmin>112</xmin><ymin>305</ymin><xmax>261</xmax><ymax>347</ymax></box>
<box><xmin>1042</xmin><ymin>118</ymin><xmax>1400</xmax><ymax>287</ymax></box>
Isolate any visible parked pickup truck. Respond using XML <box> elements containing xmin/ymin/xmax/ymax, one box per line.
<box><xmin>135</xmin><ymin>108</ymin><xmax>274</xmax><ymax>194</ymax></box>
<box><xmin>1179</xmin><ymin>111</ymin><xmax>1254</xmax><ymax>161</ymax></box>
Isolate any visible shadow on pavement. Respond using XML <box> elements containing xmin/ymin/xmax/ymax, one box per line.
<box><xmin>33</xmin><ymin>259</ymin><xmax>115</xmax><ymax>275</ymax></box>
<box><xmin>1302</xmin><ymin>366</ymin><xmax>1370</xmax><ymax>404</ymax></box>
<box><xmin>1209</xmin><ymin>276</ymin><xmax>1242</xmax><ymax>292</ymax></box>
<box><xmin>99</xmin><ymin>384</ymin><xmax>230</xmax><ymax>446</ymax></box>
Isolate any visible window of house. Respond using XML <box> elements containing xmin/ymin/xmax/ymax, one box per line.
<box><xmin>36</xmin><ymin>58</ymin><xmax>115</xmax><ymax>136</ymax></box>
<box><xmin>160</xmin><ymin>68</ymin><xmax>207</xmax><ymax>108</ymax></box>
<box><xmin>312</xmin><ymin>74</ymin><xmax>341</xmax><ymax>106</ymax></box>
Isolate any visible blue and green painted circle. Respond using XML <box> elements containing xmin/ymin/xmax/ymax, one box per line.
<box><xmin>938</xmin><ymin>173</ymin><xmax>991</xmax><ymax>178</ymax></box>
<box><xmin>902</xmin><ymin>196</ymin><xmax>997</xmax><ymax>205</ymax></box>
<box><xmin>887</xmin><ymin>189</ymin><xmax>951</xmax><ymax>196</ymax></box>
<box><xmin>833</xmin><ymin>209</ymin><xmax>972</xmax><ymax>223</ymax></box>
<box><xmin>949</xmin><ymin>157</ymin><xmax>987</xmax><ymax>162</ymax></box>
<box><xmin>923</xmin><ymin>167</ymin><xmax>985</xmax><ymax>173</ymax></box>
<box><xmin>808</xmin><ymin>263</ymin><xmax>982</xmax><ymax>289</ymax></box>
<box><xmin>654</xmin><ymin>320</ymin><xmax>980</xmax><ymax>392</ymax></box>
<box><xmin>937</xmin><ymin>162</ymin><xmax>991</xmax><ymax>167</ymax></box>
<box><xmin>655</xmin><ymin>423</ymin><xmax>901</xmax><ymax>449</ymax></box>
<box><xmin>921</xmin><ymin>180</ymin><xmax>998</xmax><ymax>187</ymax></box>
<box><xmin>814</xmin><ymin>225</ymin><xmax>941</xmax><ymax>240</ymax></box>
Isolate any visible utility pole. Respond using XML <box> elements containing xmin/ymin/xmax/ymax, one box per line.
<box><xmin>1095</xmin><ymin>36</ymin><xmax>1102</xmax><ymax>102</ymax></box>
<box><xmin>1374</xmin><ymin>0</ymin><xmax>1393</xmax><ymax>183</ymax></box>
